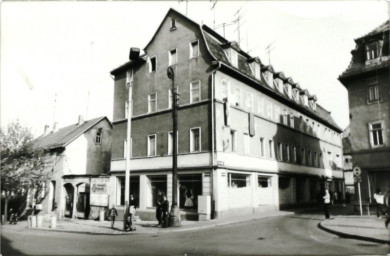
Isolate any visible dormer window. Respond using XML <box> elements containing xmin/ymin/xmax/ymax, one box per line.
<box><xmin>366</xmin><ymin>41</ymin><xmax>382</xmax><ymax>61</ymax></box>
<box><xmin>225</xmin><ymin>48</ymin><xmax>238</xmax><ymax>68</ymax></box>
<box><xmin>170</xmin><ymin>18</ymin><xmax>176</xmax><ymax>30</ymax></box>
<box><xmin>309</xmin><ymin>95</ymin><xmax>317</xmax><ymax>111</ymax></box>
<box><xmin>249</xmin><ymin>61</ymin><xmax>261</xmax><ymax>80</ymax></box>
<box><xmin>274</xmin><ymin>78</ymin><xmax>284</xmax><ymax>94</ymax></box>
<box><xmin>263</xmin><ymin>71</ymin><xmax>273</xmax><ymax>87</ymax></box>
<box><xmin>300</xmin><ymin>91</ymin><xmax>309</xmax><ymax>106</ymax></box>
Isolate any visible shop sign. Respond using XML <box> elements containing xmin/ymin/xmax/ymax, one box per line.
<box><xmin>90</xmin><ymin>177</ymin><xmax>110</xmax><ymax>206</ymax></box>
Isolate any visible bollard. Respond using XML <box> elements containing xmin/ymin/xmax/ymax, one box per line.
<box><xmin>50</xmin><ymin>215</ymin><xmax>57</xmax><ymax>229</ymax></box>
<box><xmin>36</xmin><ymin>215</ymin><xmax>43</xmax><ymax>227</ymax></box>
<box><xmin>99</xmin><ymin>210</ymin><xmax>105</xmax><ymax>222</ymax></box>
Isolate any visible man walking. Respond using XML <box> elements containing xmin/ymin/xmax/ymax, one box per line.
<box><xmin>323</xmin><ymin>188</ymin><xmax>331</xmax><ymax>219</ymax></box>
<box><xmin>161</xmin><ymin>196</ymin><xmax>169</xmax><ymax>228</ymax></box>
<box><xmin>109</xmin><ymin>205</ymin><xmax>118</xmax><ymax>229</ymax></box>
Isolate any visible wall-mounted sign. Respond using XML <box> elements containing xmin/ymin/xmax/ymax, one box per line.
<box><xmin>90</xmin><ymin>177</ymin><xmax>110</xmax><ymax>206</ymax></box>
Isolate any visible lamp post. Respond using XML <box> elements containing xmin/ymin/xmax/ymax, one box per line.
<box><xmin>167</xmin><ymin>67</ymin><xmax>181</xmax><ymax>227</ymax></box>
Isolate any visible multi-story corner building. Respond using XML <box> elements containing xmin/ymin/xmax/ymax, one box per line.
<box><xmin>109</xmin><ymin>9</ymin><xmax>343</xmax><ymax>220</ymax></box>
<box><xmin>339</xmin><ymin>21</ymin><xmax>390</xmax><ymax>206</ymax></box>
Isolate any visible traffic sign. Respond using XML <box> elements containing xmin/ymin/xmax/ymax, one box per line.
<box><xmin>353</xmin><ymin>175</ymin><xmax>361</xmax><ymax>183</ymax></box>
<box><xmin>353</xmin><ymin>166</ymin><xmax>361</xmax><ymax>176</ymax></box>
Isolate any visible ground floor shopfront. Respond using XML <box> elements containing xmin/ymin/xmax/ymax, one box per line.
<box><xmin>109</xmin><ymin>154</ymin><xmax>340</xmax><ymax>220</ymax></box>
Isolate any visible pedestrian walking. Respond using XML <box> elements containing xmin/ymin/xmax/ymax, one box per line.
<box><xmin>323</xmin><ymin>188</ymin><xmax>331</xmax><ymax>219</ymax></box>
<box><xmin>373</xmin><ymin>189</ymin><xmax>384</xmax><ymax>218</ymax></box>
<box><xmin>161</xmin><ymin>195</ymin><xmax>169</xmax><ymax>228</ymax></box>
<box><xmin>156</xmin><ymin>197</ymin><xmax>163</xmax><ymax>226</ymax></box>
<box><xmin>109</xmin><ymin>205</ymin><xmax>118</xmax><ymax>229</ymax></box>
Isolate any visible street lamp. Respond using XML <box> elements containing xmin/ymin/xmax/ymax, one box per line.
<box><xmin>167</xmin><ymin>66</ymin><xmax>181</xmax><ymax>227</ymax></box>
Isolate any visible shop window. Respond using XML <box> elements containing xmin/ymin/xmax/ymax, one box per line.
<box><xmin>258</xmin><ymin>176</ymin><xmax>272</xmax><ymax>188</ymax></box>
<box><xmin>278</xmin><ymin>176</ymin><xmax>290</xmax><ymax>189</ymax></box>
<box><xmin>179</xmin><ymin>174</ymin><xmax>202</xmax><ymax>210</ymax></box>
<box><xmin>228</xmin><ymin>173</ymin><xmax>250</xmax><ymax>188</ymax></box>
<box><xmin>148</xmin><ymin>175</ymin><xmax>167</xmax><ymax>207</ymax></box>
<box><xmin>118</xmin><ymin>176</ymin><xmax>140</xmax><ymax>206</ymax></box>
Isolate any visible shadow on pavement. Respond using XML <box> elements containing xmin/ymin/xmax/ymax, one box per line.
<box><xmin>1</xmin><ymin>234</ymin><xmax>26</xmax><ymax>256</ymax></box>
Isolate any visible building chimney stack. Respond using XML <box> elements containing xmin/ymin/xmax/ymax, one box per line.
<box><xmin>43</xmin><ymin>125</ymin><xmax>50</xmax><ymax>136</ymax></box>
<box><xmin>52</xmin><ymin>122</ymin><xmax>58</xmax><ymax>133</ymax></box>
<box><xmin>78</xmin><ymin>115</ymin><xmax>84</xmax><ymax>125</ymax></box>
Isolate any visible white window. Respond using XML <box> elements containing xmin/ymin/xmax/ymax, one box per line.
<box><xmin>190</xmin><ymin>128</ymin><xmax>201</xmax><ymax>152</ymax></box>
<box><xmin>369</xmin><ymin>85</ymin><xmax>380</xmax><ymax>102</ymax></box>
<box><xmin>148</xmin><ymin>93</ymin><xmax>157</xmax><ymax>113</ymax></box>
<box><xmin>190</xmin><ymin>40</ymin><xmax>199</xmax><ymax>59</ymax></box>
<box><xmin>147</xmin><ymin>135</ymin><xmax>157</xmax><ymax>156</ymax></box>
<box><xmin>148</xmin><ymin>56</ymin><xmax>157</xmax><ymax>73</ymax></box>
<box><xmin>277</xmin><ymin>142</ymin><xmax>283</xmax><ymax>161</ymax></box>
<box><xmin>282</xmin><ymin>109</ymin><xmax>288</xmax><ymax>125</ymax></box>
<box><xmin>290</xmin><ymin>113</ymin><xmax>294</xmax><ymax>128</ymax></box>
<box><xmin>269</xmin><ymin>140</ymin><xmax>274</xmax><ymax>158</ymax></box>
<box><xmin>260</xmin><ymin>138</ymin><xmax>265</xmax><ymax>157</ymax></box>
<box><xmin>190</xmin><ymin>81</ymin><xmax>201</xmax><ymax>103</ymax></box>
<box><xmin>169</xmin><ymin>48</ymin><xmax>177</xmax><ymax>66</ymax></box>
<box><xmin>366</xmin><ymin>41</ymin><xmax>380</xmax><ymax>60</ymax></box>
<box><xmin>167</xmin><ymin>131</ymin><xmax>178</xmax><ymax>155</ymax></box>
<box><xmin>369</xmin><ymin>121</ymin><xmax>384</xmax><ymax>147</ymax></box>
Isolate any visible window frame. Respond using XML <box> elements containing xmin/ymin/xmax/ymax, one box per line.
<box><xmin>190</xmin><ymin>127</ymin><xmax>201</xmax><ymax>153</ymax></box>
<box><xmin>368</xmin><ymin>85</ymin><xmax>380</xmax><ymax>102</ymax></box>
<box><xmin>369</xmin><ymin>120</ymin><xmax>385</xmax><ymax>147</ymax></box>
<box><xmin>169</xmin><ymin>48</ymin><xmax>178</xmax><ymax>66</ymax></box>
<box><xmin>149</xmin><ymin>56</ymin><xmax>157</xmax><ymax>73</ymax></box>
<box><xmin>147</xmin><ymin>134</ymin><xmax>157</xmax><ymax>156</ymax></box>
<box><xmin>148</xmin><ymin>93</ymin><xmax>157</xmax><ymax>113</ymax></box>
<box><xmin>95</xmin><ymin>129</ymin><xmax>102</xmax><ymax>144</ymax></box>
<box><xmin>190</xmin><ymin>80</ymin><xmax>201</xmax><ymax>103</ymax></box>
<box><xmin>190</xmin><ymin>40</ymin><xmax>199</xmax><ymax>59</ymax></box>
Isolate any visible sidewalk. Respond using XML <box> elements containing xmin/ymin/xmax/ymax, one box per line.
<box><xmin>10</xmin><ymin>210</ymin><xmax>293</xmax><ymax>235</ymax></box>
<box><xmin>319</xmin><ymin>215</ymin><xmax>390</xmax><ymax>244</ymax></box>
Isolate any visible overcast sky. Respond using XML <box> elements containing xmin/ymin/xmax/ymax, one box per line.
<box><xmin>1</xmin><ymin>1</ymin><xmax>388</xmax><ymax>136</ymax></box>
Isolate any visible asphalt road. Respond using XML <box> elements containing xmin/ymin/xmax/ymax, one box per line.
<box><xmin>2</xmin><ymin>212</ymin><xmax>389</xmax><ymax>255</ymax></box>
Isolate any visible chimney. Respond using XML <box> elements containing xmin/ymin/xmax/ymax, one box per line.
<box><xmin>52</xmin><ymin>122</ymin><xmax>58</xmax><ymax>133</ymax></box>
<box><xmin>43</xmin><ymin>125</ymin><xmax>50</xmax><ymax>136</ymax></box>
<box><xmin>78</xmin><ymin>115</ymin><xmax>84</xmax><ymax>125</ymax></box>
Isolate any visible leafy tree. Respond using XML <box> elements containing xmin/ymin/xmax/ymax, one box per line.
<box><xmin>0</xmin><ymin>121</ymin><xmax>48</xmax><ymax>223</ymax></box>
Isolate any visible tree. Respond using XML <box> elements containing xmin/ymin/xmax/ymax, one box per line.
<box><xmin>0</xmin><ymin>121</ymin><xmax>49</xmax><ymax>223</ymax></box>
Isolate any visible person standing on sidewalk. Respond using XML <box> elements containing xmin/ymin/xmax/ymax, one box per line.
<box><xmin>128</xmin><ymin>194</ymin><xmax>137</xmax><ymax>231</ymax></box>
<box><xmin>109</xmin><ymin>205</ymin><xmax>118</xmax><ymax>229</ymax></box>
<box><xmin>161</xmin><ymin>196</ymin><xmax>169</xmax><ymax>228</ymax></box>
<box><xmin>373</xmin><ymin>189</ymin><xmax>384</xmax><ymax>218</ymax></box>
<box><xmin>156</xmin><ymin>197</ymin><xmax>163</xmax><ymax>226</ymax></box>
<box><xmin>323</xmin><ymin>188</ymin><xmax>331</xmax><ymax>219</ymax></box>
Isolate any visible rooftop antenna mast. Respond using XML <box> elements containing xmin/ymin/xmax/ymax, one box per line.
<box><xmin>210</xmin><ymin>0</ymin><xmax>218</xmax><ymax>29</ymax></box>
<box><xmin>265</xmin><ymin>40</ymin><xmax>276</xmax><ymax>65</ymax></box>
<box><xmin>233</xmin><ymin>2</ymin><xmax>247</xmax><ymax>46</ymax></box>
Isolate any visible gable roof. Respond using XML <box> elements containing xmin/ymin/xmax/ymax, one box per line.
<box><xmin>356</xmin><ymin>20</ymin><xmax>389</xmax><ymax>41</ymax></box>
<box><xmin>33</xmin><ymin>116</ymin><xmax>111</xmax><ymax>150</ymax></box>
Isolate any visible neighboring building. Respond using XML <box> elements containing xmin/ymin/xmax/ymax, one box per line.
<box><xmin>342</xmin><ymin>126</ymin><xmax>354</xmax><ymax>202</ymax></box>
<box><xmin>109</xmin><ymin>9</ymin><xmax>343</xmax><ymax>220</ymax></box>
<box><xmin>32</xmin><ymin>116</ymin><xmax>112</xmax><ymax>219</ymax></box>
<box><xmin>339</xmin><ymin>21</ymin><xmax>390</xmax><ymax>207</ymax></box>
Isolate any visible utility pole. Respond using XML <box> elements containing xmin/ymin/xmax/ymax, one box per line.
<box><xmin>167</xmin><ymin>67</ymin><xmax>181</xmax><ymax>227</ymax></box>
<box><xmin>124</xmin><ymin>69</ymin><xmax>133</xmax><ymax>231</ymax></box>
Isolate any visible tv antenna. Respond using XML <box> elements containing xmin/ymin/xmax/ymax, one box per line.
<box><xmin>265</xmin><ymin>40</ymin><xmax>276</xmax><ymax>65</ymax></box>
<box><xmin>210</xmin><ymin>0</ymin><xmax>218</xmax><ymax>29</ymax></box>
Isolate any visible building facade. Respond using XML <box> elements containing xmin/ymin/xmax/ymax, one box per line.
<box><xmin>339</xmin><ymin>21</ymin><xmax>390</xmax><ymax>206</ymax></box>
<box><xmin>109</xmin><ymin>9</ymin><xmax>343</xmax><ymax>220</ymax></box>
<box><xmin>32</xmin><ymin>116</ymin><xmax>112</xmax><ymax>219</ymax></box>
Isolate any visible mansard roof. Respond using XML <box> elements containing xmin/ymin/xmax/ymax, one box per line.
<box><xmin>33</xmin><ymin>116</ymin><xmax>111</xmax><ymax>150</ymax></box>
<box><xmin>111</xmin><ymin>8</ymin><xmax>341</xmax><ymax>132</ymax></box>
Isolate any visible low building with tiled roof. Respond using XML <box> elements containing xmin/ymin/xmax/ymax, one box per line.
<box><xmin>29</xmin><ymin>116</ymin><xmax>112</xmax><ymax>220</ymax></box>
<box><xmin>108</xmin><ymin>8</ymin><xmax>343</xmax><ymax>221</ymax></box>
<box><xmin>339</xmin><ymin>20</ymin><xmax>390</xmax><ymax>212</ymax></box>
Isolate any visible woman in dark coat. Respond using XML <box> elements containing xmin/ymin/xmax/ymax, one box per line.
<box><xmin>161</xmin><ymin>196</ymin><xmax>169</xmax><ymax>228</ymax></box>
